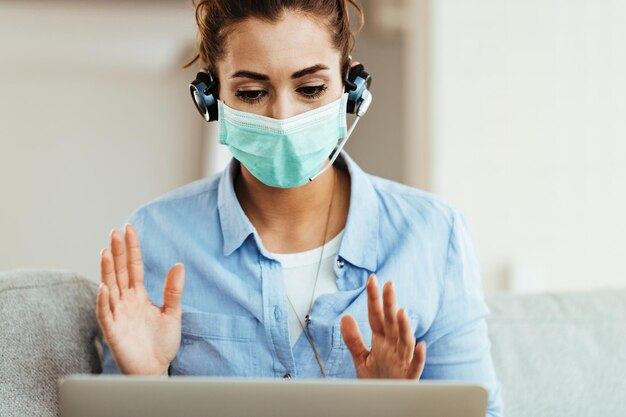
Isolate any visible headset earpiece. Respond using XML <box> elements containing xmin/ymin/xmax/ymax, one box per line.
<box><xmin>189</xmin><ymin>71</ymin><xmax>219</xmax><ymax>122</ymax></box>
<box><xmin>344</xmin><ymin>63</ymin><xmax>372</xmax><ymax>115</ymax></box>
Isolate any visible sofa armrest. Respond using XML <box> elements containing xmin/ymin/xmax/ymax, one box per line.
<box><xmin>486</xmin><ymin>289</ymin><xmax>626</xmax><ymax>417</ymax></box>
<box><xmin>0</xmin><ymin>268</ymin><xmax>101</xmax><ymax>417</ymax></box>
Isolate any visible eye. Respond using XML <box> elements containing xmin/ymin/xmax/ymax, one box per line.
<box><xmin>235</xmin><ymin>90</ymin><xmax>267</xmax><ymax>104</ymax></box>
<box><xmin>297</xmin><ymin>84</ymin><xmax>328</xmax><ymax>99</ymax></box>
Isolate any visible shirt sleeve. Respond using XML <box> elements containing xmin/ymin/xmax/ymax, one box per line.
<box><xmin>420</xmin><ymin>210</ymin><xmax>504</xmax><ymax>417</ymax></box>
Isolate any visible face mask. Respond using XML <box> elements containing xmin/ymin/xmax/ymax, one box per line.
<box><xmin>218</xmin><ymin>93</ymin><xmax>349</xmax><ymax>188</ymax></box>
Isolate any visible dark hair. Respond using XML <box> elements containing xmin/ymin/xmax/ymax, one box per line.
<box><xmin>182</xmin><ymin>0</ymin><xmax>365</xmax><ymax>77</ymax></box>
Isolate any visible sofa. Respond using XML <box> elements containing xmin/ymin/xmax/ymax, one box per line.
<box><xmin>1</xmin><ymin>268</ymin><xmax>625</xmax><ymax>417</ymax></box>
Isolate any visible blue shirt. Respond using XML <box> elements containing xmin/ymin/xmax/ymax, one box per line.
<box><xmin>101</xmin><ymin>150</ymin><xmax>504</xmax><ymax>417</ymax></box>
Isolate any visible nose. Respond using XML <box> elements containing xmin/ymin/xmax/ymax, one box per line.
<box><xmin>267</xmin><ymin>93</ymin><xmax>297</xmax><ymax>120</ymax></box>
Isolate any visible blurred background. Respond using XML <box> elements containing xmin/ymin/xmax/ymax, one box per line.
<box><xmin>1</xmin><ymin>0</ymin><xmax>625</xmax><ymax>294</ymax></box>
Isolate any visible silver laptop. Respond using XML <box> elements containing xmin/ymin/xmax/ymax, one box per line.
<box><xmin>59</xmin><ymin>374</ymin><xmax>488</xmax><ymax>417</ymax></box>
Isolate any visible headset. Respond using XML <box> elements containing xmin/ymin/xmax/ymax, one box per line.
<box><xmin>188</xmin><ymin>61</ymin><xmax>373</xmax><ymax>181</ymax></box>
<box><xmin>189</xmin><ymin>62</ymin><xmax>373</xmax><ymax>122</ymax></box>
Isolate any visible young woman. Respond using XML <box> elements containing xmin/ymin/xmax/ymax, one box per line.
<box><xmin>97</xmin><ymin>1</ymin><xmax>503</xmax><ymax>415</ymax></box>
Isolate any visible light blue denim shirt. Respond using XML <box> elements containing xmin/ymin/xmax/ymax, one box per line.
<box><xmin>101</xmin><ymin>150</ymin><xmax>504</xmax><ymax>417</ymax></box>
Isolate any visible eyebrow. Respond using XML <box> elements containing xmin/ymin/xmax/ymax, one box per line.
<box><xmin>230</xmin><ymin>64</ymin><xmax>330</xmax><ymax>81</ymax></box>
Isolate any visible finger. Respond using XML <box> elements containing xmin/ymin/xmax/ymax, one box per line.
<box><xmin>96</xmin><ymin>283</ymin><xmax>115</xmax><ymax>337</ymax></box>
<box><xmin>124</xmin><ymin>223</ymin><xmax>144</xmax><ymax>290</ymax></box>
<box><xmin>161</xmin><ymin>263</ymin><xmax>185</xmax><ymax>318</ymax></box>
<box><xmin>100</xmin><ymin>248</ymin><xmax>120</xmax><ymax>312</ymax></box>
<box><xmin>340</xmin><ymin>315</ymin><xmax>369</xmax><ymax>367</ymax></box>
<box><xmin>383</xmin><ymin>280</ymin><xmax>399</xmax><ymax>343</ymax></box>
<box><xmin>110</xmin><ymin>229</ymin><xmax>130</xmax><ymax>292</ymax></box>
<box><xmin>397</xmin><ymin>308</ymin><xmax>416</xmax><ymax>363</ymax></box>
<box><xmin>407</xmin><ymin>341</ymin><xmax>427</xmax><ymax>379</ymax></box>
<box><xmin>367</xmin><ymin>274</ymin><xmax>385</xmax><ymax>336</ymax></box>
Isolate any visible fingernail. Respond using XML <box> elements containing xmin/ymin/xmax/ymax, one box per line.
<box><xmin>100</xmin><ymin>247</ymin><xmax>105</xmax><ymax>256</ymax></box>
<box><xmin>109</xmin><ymin>228</ymin><xmax>116</xmax><ymax>238</ymax></box>
<box><xmin>371</xmin><ymin>274</ymin><xmax>377</xmax><ymax>285</ymax></box>
<box><xmin>98</xmin><ymin>282</ymin><xmax>104</xmax><ymax>290</ymax></box>
<box><xmin>175</xmin><ymin>262</ymin><xmax>185</xmax><ymax>268</ymax></box>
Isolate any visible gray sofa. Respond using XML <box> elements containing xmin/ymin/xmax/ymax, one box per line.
<box><xmin>1</xmin><ymin>268</ymin><xmax>625</xmax><ymax>417</ymax></box>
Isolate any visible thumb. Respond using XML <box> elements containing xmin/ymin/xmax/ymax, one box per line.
<box><xmin>407</xmin><ymin>341</ymin><xmax>427</xmax><ymax>379</ymax></box>
<box><xmin>161</xmin><ymin>263</ymin><xmax>185</xmax><ymax>318</ymax></box>
<box><xmin>341</xmin><ymin>315</ymin><xmax>369</xmax><ymax>367</ymax></box>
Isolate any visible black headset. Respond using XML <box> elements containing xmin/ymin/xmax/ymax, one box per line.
<box><xmin>189</xmin><ymin>63</ymin><xmax>372</xmax><ymax>122</ymax></box>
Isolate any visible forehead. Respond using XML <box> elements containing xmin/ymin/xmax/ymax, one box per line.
<box><xmin>219</xmin><ymin>12</ymin><xmax>341</xmax><ymax>78</ymax></box>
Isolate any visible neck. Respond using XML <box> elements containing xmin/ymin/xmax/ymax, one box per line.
<box><xmin>234</xmin><ymin>159</ymin><xmax>350</xmax><ymax>253</ymax></box>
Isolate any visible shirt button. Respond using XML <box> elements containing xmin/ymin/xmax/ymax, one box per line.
<box><xmin>283</xmin><ymin>373</ymin><xmax>291</xmax><ymax>380</ymax></box>
<box><xmin>274</xmin><ymin>306</ymin><xmax>281</xmax><ymax>321</ymax></box>
<box><xmin>336</xmin><ymin>258</ymin><xmax>344</xmax><ymax>269</ymax></box>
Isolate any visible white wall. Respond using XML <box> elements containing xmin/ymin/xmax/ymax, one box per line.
<box><xmin>423</xmin><ymin>0</ymin><xmax>626</xmax><ymax>293</ymax></box>
<box><xmin>0</xmin><ymin>2</ymin><xmax>205</xmax><ymax>282</ymax></box>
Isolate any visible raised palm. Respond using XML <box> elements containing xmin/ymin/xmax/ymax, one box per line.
<box><xmin>96</xmin><ymin>224</ymin><xmax>185</xmax><ymax>376</ymax></box>
<box><xmin>341</xmin><ymin>275</ymin><xmax>427</xmax><ymax>379</ymax></box>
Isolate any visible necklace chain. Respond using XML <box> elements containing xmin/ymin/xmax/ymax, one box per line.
<box><xmin>284</xmin><ymin>168</ymin><xmax>337</xmax><ymax>379</ymax></box>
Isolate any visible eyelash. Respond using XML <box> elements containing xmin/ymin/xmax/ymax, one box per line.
<box><xmin>235</xmin><ymin>85</ymin><xmax>328</xmax><ymax>104</ymax></box>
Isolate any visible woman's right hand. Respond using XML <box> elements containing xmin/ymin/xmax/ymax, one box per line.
<box><xmin>96</xmin><ymin>223</ymin><xmax>185</xmax><ymax>376</ymax></box>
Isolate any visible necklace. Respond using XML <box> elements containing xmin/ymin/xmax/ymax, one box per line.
<box><xmin>284</xmin><ymin>167</ymin><xmax>337</xmax><ymax>378</ymax></box>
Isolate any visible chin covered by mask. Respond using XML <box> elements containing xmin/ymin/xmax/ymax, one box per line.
<box><xmin>217</xmin><ymin>93</ymin><xmax>348</xmax><ymax>188</ymax></box>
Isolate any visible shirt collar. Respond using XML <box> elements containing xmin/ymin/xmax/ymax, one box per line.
<box><xmin>217</xmin><ymin>157</ymin><xmax>257</xmax><ymax>257</ymax></box>
<box><xmin>333</xmin><ymin>151</ymin><xmax>379</xmax><ymax>272</ymax></box>
<box><xmin>217</xmin><ymin>150</ymin><xmax>379</xmax><ymax>272</ymax></box>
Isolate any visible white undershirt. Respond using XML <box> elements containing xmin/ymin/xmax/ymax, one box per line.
<box><xmin>269</xmin><ymin>229</ymin><xmax>344</xmax><ymax>347</ymax></box>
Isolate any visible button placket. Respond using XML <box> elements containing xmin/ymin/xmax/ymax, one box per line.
<box><xmin>261</xmin><ymin>256</ymin><xmax>296</xmax><ymax>378</ymax></box>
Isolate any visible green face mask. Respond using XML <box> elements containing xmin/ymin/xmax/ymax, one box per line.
<box><xmin>218</xmin><ymin>93</ymin><xmax>349</xmax><ymax>188</ymax></box>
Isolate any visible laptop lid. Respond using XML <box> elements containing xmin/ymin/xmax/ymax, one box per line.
<box><xmin>59</xmin><ymin>374</ymin><xmax>488</xmax><ymax>417</ymax></box>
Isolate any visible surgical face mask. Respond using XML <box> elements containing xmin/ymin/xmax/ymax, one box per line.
<box><xmin>218</xmin><ymin>93</ymin><xmax>349</xmax><ymax>188</ymax></box>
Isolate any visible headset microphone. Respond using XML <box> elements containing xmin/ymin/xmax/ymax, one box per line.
<box><xmin>309</xmin><ymin>63</ymin><xmax>373</xmax><ymax>181</ymax></box>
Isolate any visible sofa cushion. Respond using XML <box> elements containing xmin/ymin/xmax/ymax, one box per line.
<box><xmin>2</xmin><ymin>267</ymin><xmax>625</xmax><ymax>417</ymax></box>
<box><xmin>486</xmin><ymin>289</ymin><xmax>626</xmax><ymax>417</ymax></box>
<box><xmin>0</xmin><ymin>268</ymin><xmax>101</xmax><ymax>417</ymax></box>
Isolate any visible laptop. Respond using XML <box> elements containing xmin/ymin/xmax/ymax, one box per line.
<box><xmin>59</xmin><ymin>374</ymin><xmax>488</xmax><ymax>417</ymax></box>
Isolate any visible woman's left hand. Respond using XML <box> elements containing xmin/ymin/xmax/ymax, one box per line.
<box><xmin>340</xmin><ymin>274</ymin><xmax>427</xmax><ymax>379</ymax></box>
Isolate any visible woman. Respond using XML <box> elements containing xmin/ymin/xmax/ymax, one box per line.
<box><xmin>97</xmin><ymin>0</ymin><xmax>503</xmax><ymax>415</ymax></box>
